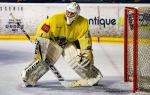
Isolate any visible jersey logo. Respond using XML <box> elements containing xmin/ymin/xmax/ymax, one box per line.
<box><xmin>41</xmin><ymin>24</ymin><xmax>50</xmax><ymax>33</ymax></box>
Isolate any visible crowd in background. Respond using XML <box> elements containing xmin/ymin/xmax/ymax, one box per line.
<box><xmin>0</xmin><ymin>0</ymin><xmax>149</xmax><ymax>3</ymax></box>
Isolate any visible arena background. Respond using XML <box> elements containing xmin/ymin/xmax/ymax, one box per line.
<box><xmin>0</xmin><ymin>3</ymin><xmax>149</xmax><ymax>43</ymax></box>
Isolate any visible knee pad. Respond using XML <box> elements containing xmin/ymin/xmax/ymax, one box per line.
<box><xmin>35</xmin><ymin>37</ymin><xmax>63</xmax><ymax>64</ymax></box>
<box><xmin>21</xmin><ymin>60</ymin><xmax>49</xmax><ymax>86</ymax></box>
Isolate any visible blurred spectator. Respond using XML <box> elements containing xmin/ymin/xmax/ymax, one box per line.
<box><xmin>0</xmin><ymin>0</ymin><xmax>149</xmax><ymax>3</ymax></box>
<box><xmin>63</xmin><ymin>0</ymin><xmax>115</xmax><ymax>3</ymax></box>
<box><xmin>119</xmin><ymin>0</ymin><xmax>150</xmax><ymax>3</ymax></box>
<box><xmin>19</xmin><ymin>0</ymin><xmax>62</xmax><ymax>3</ymax></box>
<box><xmin>0</xmin><ymin>0</ymin><xmax>62</xmax><ymax>3</ymax></box>
<box><xmin>0</xmin><ymin>0</ymin><xmax>18</xmax><ymax>2</ymax></box>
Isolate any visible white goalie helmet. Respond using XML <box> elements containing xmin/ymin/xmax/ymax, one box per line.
<box><xmin>65</xmin><ymin>2</ymin><xmax>80</xmax><ymax>25</ymax></box>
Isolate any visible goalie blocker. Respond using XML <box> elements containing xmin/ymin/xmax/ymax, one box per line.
<box><xmin>21</xmin><ymin>37</ymin><xmax>103</xmax><ymax>87</ymax></box>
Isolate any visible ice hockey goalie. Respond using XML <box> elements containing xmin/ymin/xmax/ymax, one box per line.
<box><xmin>21</xmin><ymin>2</ymin><xmax>103</xmax><ymax>87</ymax></box>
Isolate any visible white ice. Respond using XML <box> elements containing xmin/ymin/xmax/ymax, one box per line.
<box><xmin>0</xmin><ymin>40</ymin><xmax>143</xmax><ymax>95</ymax></box>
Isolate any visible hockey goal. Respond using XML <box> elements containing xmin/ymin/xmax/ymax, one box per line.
<box><xmin>124</xmin><ymin>7</ymin><xmax>150</xmax><ymax>93</ymax></box>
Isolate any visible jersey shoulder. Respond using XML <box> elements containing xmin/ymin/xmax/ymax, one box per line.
<box><xmin>77</xmin><ymin>16</ymin><xmax>88</xmax><ymax>24</ymax></box>
<box><xmin>76</xmin><ymin>16</ymin><xmax>88</xmax><ymax>28</ymax></box>
<box><xmin>50</xmin><ymin>12</ymin><xmax>65</xmax><ymax>20</ymax></box>
<box><xmin>47</xmin><ymin>12</ymin><xmax>65</xmax><ymax>26</ymax></box>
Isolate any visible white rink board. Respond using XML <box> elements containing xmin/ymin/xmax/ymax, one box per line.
<box><xmin>0</xmin><ymin>3</ymin><xmax>149</xmax><ymax>37</ymax></box>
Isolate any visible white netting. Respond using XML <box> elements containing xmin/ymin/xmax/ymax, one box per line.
<box><xmin>127</xmin><ymin>10</ymin><xmax>134</xmax><ymax>81</ymax></box>
<box><xmin>137</xmin><ymin>7</ymin><xmax>150</xmax><ymax>91</ymax></box>
<box><xmin>126</xmin><ymin>7</ymin><xmax>150</xmax><ymax>91</ymax></box>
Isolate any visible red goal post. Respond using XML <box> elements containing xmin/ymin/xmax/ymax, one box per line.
<box><xmin>124</xmin><ymin>7</ymin><xmax>150</xmax><ymax>93</ymax></box>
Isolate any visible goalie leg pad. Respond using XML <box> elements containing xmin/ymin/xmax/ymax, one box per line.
<box><xmin>63</xmin><ymin>44</ymin><xmax>103</xmax><ymax>87</ymax></box>
<box><xmin>21</xmin><ymin>60</ymin><xmax>49</xmax><ymax>86</ymax></box>
<box><xmin>63</xmin><ymin>43</ymin><xmax>80</xmax><ymax>63</ymax></box>
<box><xmin>68</xmin><ymin>64</ymin><xmax>103</xmax><ymax>87</ymax></box>
<box><xmin>86</xmin><ymin>65</ymin><xmax>103</xmax><ymax>86</ymax></box>
<box><xmin>46</xmin><ymin>40</ymin><xmax>63</xmax><ymax>64</ymax></box>
<box><xmin>35</xmin><ymin>37</ymin><xmax>63</xmax><ymax>63</ymax></box>
<box><xmin>21</xmin><ymin>37</ymin><xmax>63</xmax><ymax>86</ymax></box>
<box><xmin>64</xmin><ymin>47</ymin><xmax>102</xmax><ymax>79</ymax></box>
<box><xmin>62</xmin><ymin>66</ymin><xmax>103</xmax><ymax>87</ymax></box>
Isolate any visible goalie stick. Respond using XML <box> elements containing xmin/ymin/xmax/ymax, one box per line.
<box><xmin>9</xmin><ymin>12</ymin><xmax>65</xmax><ymax>83</ymax></box>
<box><xmin>10</xmin><ymin>13</ymin><xmax>32</xmax><ymax>43</ymax></box>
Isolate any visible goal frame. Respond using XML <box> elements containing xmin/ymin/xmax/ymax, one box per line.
<box><xmin>124</xmin><ymin>7</ymin><xmax>138</xmax><ymax>93</ymax></box>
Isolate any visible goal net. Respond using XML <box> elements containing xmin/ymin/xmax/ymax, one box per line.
<box><xmin>124</xmin><ymin>7</ymin><xmax>150</xmax><ymax>93</ymax></box>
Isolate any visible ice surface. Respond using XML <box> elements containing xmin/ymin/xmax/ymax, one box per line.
<box><xmin>0</xmin><ymin>40</ymin><xmax>146</xmax><ymax>95</ymax></box>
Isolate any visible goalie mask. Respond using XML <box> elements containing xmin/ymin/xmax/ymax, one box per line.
<box><xmin>65</xmin><ymin>2</ymin><xmax>80</xmax><ymax>25</ymax></box>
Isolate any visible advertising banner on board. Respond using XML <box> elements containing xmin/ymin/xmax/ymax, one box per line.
<box><xmin>0</xmin><ymin>3</ymin><xmax>149</xmax><ymax>37</ymax></box>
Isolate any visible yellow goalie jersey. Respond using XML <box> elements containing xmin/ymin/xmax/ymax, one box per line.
<box><xmin>36</xmin><ymin>12</ymin><xmax>92</xmax><ymax>50</ymax></box>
